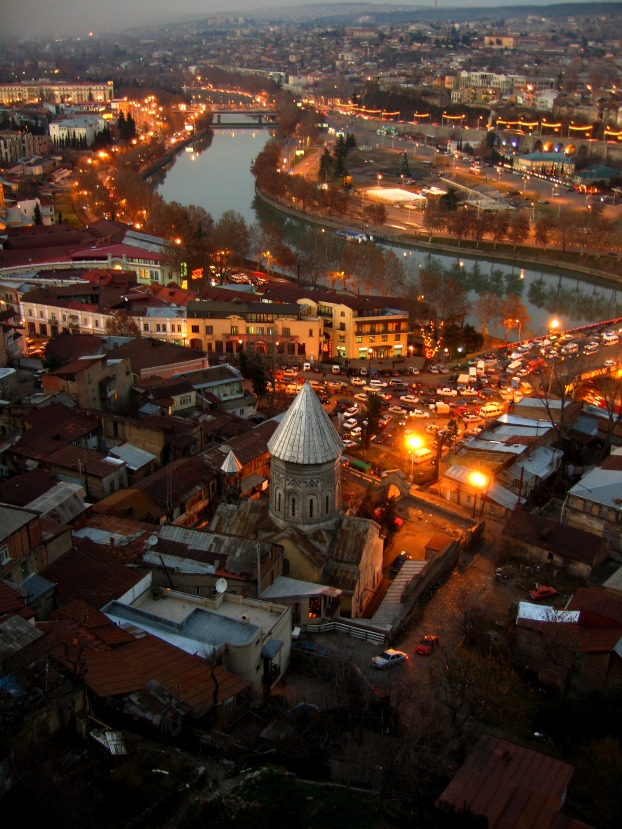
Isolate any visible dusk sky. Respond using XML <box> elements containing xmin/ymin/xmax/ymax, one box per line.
<box><xmin>1</xmin><ymin>1</ymin><xmax>614</xmax><ymax>41</ymax></box>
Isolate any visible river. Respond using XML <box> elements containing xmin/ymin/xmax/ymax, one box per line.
<box><xmin>154</xmin><ymin>117</ymin><xmax>622</xmax><ymax>338</ymax></box>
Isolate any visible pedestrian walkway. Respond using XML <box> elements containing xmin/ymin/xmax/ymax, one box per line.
<box><xmin>370</xmin><ymin>559</ymin><xmax>426</xmax><ymax>629</ymax></box>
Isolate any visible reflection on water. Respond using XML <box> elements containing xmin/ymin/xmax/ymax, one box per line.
<box><xmin>154</xmin><ymin>120</ymin><xmax>622</xmax><ymax>337</ymax></box>
<box><xmin>155</xmin><ymin>122</ymin><xmax>272</xmax><ymax>224</ymax></box>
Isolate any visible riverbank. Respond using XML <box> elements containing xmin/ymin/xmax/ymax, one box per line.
<box><xmin>254</xmin><ymin>183</ymin><xmax>622</xmax><ymax>291</ymax></box>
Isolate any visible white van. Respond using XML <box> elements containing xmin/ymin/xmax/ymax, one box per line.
<box><xmin>479</xmin><ymin>403</ymin><xmax>503</xmax><ymax>419</ymax></box>
<box><xmin>332</xmin><ymin>365</ymin><xmax>341</xmax><ymax>374</ymax></box>
<box><xmin>412</xmin><ymin>447</ymin><xmax>433</xmax><ymax>464</ymax></box>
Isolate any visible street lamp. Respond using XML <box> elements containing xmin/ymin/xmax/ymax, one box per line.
<box><xmin>406</xmin><ymin>434</ymin><xmax>423</xmax><ymax>482</ymax></box>
<box><xmin>377</xmin><ymin>173</ymin><xmax>382</xmax><ymax>188</ymax></box>
<box><xmin>549</xmin><ymin>318</ymin><xmax>560</xmax><ymax>336</ymax></box>
<box><xmin>468</xmin><ymin>470</ymin><xmax>489</xmax><ymax>518</ymax></box>
<box><xmin>368</xmin><ymin>347</ymin><xmax>373</xmax><ymax>372</ymax></box>
<box><xmin>515</xmin><ymin>318</ymin><xmax>522</xmax><ymax>342</ymax></box>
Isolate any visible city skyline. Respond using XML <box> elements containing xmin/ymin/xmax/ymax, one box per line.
<box><xmin>2</xmin><ymin>0</ymin><xmax>619</xmax><ymax>40</ymax></box>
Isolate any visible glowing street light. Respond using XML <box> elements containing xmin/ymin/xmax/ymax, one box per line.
<box><xmin>406</xmin><ymin>434</ymin><xmax>424</xmax><ymax>481</ymax></box>
<box><xmin>468</xmin><ymin>470</ymin><xmax>489</xmax><ymax>518</ymax></box>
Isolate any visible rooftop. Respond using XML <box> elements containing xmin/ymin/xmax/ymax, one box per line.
<box><xmin>268</xmin><ymin>382</ymin><xmax>343</xmax><ymax>465</ymax></box>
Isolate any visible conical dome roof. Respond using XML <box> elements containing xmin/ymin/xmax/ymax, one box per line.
<box><xmin>268</xmin><ymin>382</ymin><xmax>343</xmax><ymax>465</ymax></box>
<box><xmin>220</xmin><ymin>449</ymin><xmax>242</xmax><ymax>474</ymax></box>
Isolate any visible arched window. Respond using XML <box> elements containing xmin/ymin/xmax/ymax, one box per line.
<box><xmin>325</xmin><ymin>494</ymin><xmax>330</xmax><ymax>514</ymax></box>
<box><xmin>277</xmin><ymin>491</ymin><xmax>281</xmax><ymax>512</ymax></box>
<box><xmin>309</xmin><ymin>498</ymin><xmax>314</xmax><ymax>518</ymax></box>
<box><xmin>291</xmin><ymin>497</ymin><xmax>296</xmax><ymax>517</ymax></box>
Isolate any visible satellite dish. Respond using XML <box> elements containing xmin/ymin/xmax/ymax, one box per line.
<box><xmin>148</xmin><ymin>535</ymin><xmax>158</xmax><ymax>547</ymax></box>
<box><xmin>215</xmin><ymin>578</ymin><xmax>228</xmax><ymax>595</ymax></box>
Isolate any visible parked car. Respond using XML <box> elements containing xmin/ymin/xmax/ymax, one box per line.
<box><xmin>529</xmin><ymin>585</ymin><xmax>558</xmax><ymax>601</ymax></box>
<box><xmin>370</xmin><ymin>649</ymin><xmax>408</xmax><ymax>669</ymax></box>
<box><xmin>400</xmin><ymin>394</ymin><xmax>419</xmax><ymax>404</ymax></box>
<box><xmin>415</xmin><ymin>635</ymin><xmax>439</xmax><ymax>655</ymax></box>
<box><xmin>351</xmin><ymin>376</ymin><xmax>365</xmax><ymax>386</ymax></box>
<box><xmin>391</xmin><ymin>551</ymin><xmax>410</xmax><ymax>572</ymax></box>
<box><xmin>411</xmin><ymin>408</ymin><xmax>430</xmax><ymax>419</ymax></box>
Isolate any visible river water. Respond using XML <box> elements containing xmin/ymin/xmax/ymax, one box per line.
<box><xmin>154</xmin><ymin>117</ymin><xmax>622</xmax><ymax>337</ymax></box>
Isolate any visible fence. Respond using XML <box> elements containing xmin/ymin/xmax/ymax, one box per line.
<box><xmin>304</xmin><ymin>618</ymin><xmax>387</xmax><ymax>645</ymax></box>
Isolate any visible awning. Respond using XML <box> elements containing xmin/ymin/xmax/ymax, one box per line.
<box><xmin>241</xmin><ymin>472</ymin><xmax>266</xmax><ymax>491</ymax></box>
<box><xmin>261</xmin><ymin>639</ymin><xmax>283</xmax><ymax>660</ymax></box>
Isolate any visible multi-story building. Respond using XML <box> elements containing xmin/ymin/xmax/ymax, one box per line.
<box><xmin>186</xmin><ymin>298</ymin><xmax>323</xmax><ymax>361</ymax></box>
<box><xmin>41</xmin><ymin>353</ymin><xmax>133</xmax><ymax>413</ymax></box>
<box><xmin>49</xmin><ymin>115</ymin><xmax>107</xmax><ymax>148</ymax></box>
<box><xmin>259</xmin><ymin>285</ymin><xmax>411</xmax><ymax>361</ymax></box>
<box><xmin>0</xmin><ymin>81</ymin><xmax>114</xmax><ymax>107</ymax></box>
<box><xmin>0</xmin><ymin>131</ymin><xmax>52</xmax><ymax>164</ymax></box>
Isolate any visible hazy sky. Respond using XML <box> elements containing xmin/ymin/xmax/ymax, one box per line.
<box><xmin>1</xmin><ymin>0</ymin><xmax>615</xmax><ymax>40</ymax></box>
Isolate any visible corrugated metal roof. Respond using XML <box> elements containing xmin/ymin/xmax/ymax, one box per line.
<box><xmin>109</xmin><ymin>443</ymin><xmax>157</xmax><ymax>470</ymax></box>
<box><xmin>40</xmin><ymin>601</ymin><xmax>249</xmax><ymax>715</ymax></box>
<box><xmin>436</xmin><ymin>733</ymin><xmax>575</xmax><ymax>828</ymax></box>
<box><xmin>260</xmin><ymin>575</ymin><xmax>341</xmax><ymax>600</ymax></box>
<box><xmin>268</xmin><ymin>382</ymin><xmax>343</xmax><ymax>464</ymax></box>
<box><xmin>517</xmin><ymin>602</ymin><xmax>580</xmax><ymax>623</ymax></box>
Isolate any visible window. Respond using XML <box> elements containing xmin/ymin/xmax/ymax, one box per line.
<box><xmin>308</xmin><ymin>597</ymin><xmax>321</xmax><ymax>619</ymax></box>
<box><xmin>21</xmin><ymin>560</ymin><xmax>30</xmax><ymax>578</ymax></box>
<box><xmin>325</xmin><ymin>495</ymin><xmax>329</xmax><ymax>514</ymax></box>
<box><xmin>277</xmin><ymin>492</ymin><xmax>281</xmax><ymax>511</ymax></box>
<box><xmin>340</xmin><ymin>310</ymin><xmax>345</xmax><ymax>316</ymax></box>
<box><xmin>143</xmin><ymin>323</ymin><xmax>149</xmax><ymax>332</ymax></box>
<box><xmin>309</xmin><ymin>329</ymin><xmax>313</xmax><ymax>337</ymax></box>
<box><xmin>0</xmin><ymin>544</ymin><xmax>9</xmax><ymax>565</ymax></box>
<box><xmin>291</xmin><ymin>497</ymin><xmax>296</xmax><ymax>517</ymax></box>
<box><xmin>177</xmin><ymin>325</ymin><xmax>181</xmax><ymax>333</ymax></box>
<box><xmin>156</xmin><ymin>324</ymin><xmax>161</xmax><ymax>332</ymax></box>
<box><xmin>309</xmin><ymin>498</ymin><xmax>314</xmax><ymax>518</ymax></box>
<box><xmin>206</xmin><ymin>325</ymin><xmax>213</xmax><ymax>335</ymax></box>
<box><xmin>394</xmin><ymin>334</ymin><xmax>401</xmax><ymax>341</ymax></box>
<box><xmin>179</xmin><ymin>395</ymin><xmax>192</xmax><ymax>405</ymax></box>
<box><xmin>356</xmin><ymin>336</ymin><xmax>362</xmax><ymax>344</ymax></box>
<box><xmin>282</xmin><ymin>327</ymin><xmax>291</xmax><ymax>337</ymax></box>
<box><xmin>382</xmin><ymin>335</ymin><xmax>388</xmax><ymax>342</ymax></box>
<box><xmin>191</xmin><ymin>325</ymin><xmax>199</xmax><ymax>333</ymax></box>
<box><xmin>230</xmin><ymin>325</ymin><xmax>238</xmax><ymax>335</ymax></box>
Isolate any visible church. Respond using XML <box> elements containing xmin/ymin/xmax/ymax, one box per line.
<box><xmin>209</xmin><ymin>382</ymin><xmax>385</xmax><ymax>622</ymax></box>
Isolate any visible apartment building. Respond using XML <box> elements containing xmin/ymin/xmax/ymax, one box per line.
<box><xmin>0</xmin><ymin>131</ymin><xmax>52</xmax><ymax>164</ymax></box>
<box><xmin>0</xmin><ymin>81</ymin><xmax>114</xmax><ymax>107</ymax></box>
<box><xmin>186</xmin><ymin>299</ymin><xmax>323</xmax><ymax>361</ymax></box>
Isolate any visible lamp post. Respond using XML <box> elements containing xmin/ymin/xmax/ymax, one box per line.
<box><xmin>468</xmin><ymin>470</ymin><xmax>489</xmax><ymax>519</ymax></box>
<box><xmin>515</xmin><ymin>318</ymin><xmax>522</xmax><ymax>342</ymax></box>
<box><xmin>368</xmin><ymin>347</ymin><xmax>373</xmax><ymax>373</ymax></box>
<box><xmin>406</xmin><ymin>434</ymin><xmax>423</xmax><ymax>482</ymax></box>
<box><xmin>377</xmin><ymin>173</ymin><xmax>382</xmax><ymax>189</ymax></box>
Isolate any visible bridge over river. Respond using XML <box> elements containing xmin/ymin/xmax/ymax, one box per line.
<box><xmin>210</xmin><ymin>109</ymin><xmax>277</xmax><ymax>127</ymax></box>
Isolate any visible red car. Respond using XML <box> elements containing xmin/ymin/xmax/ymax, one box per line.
<box><xmin>415</xmin><ymin>635</ymin><xmax>439</xmax><ymax>655</ymax></box>
<box><xmin>529</xmin><ymin>585</ymin><xmax>558</xmax><ymax>601</ymax></box>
